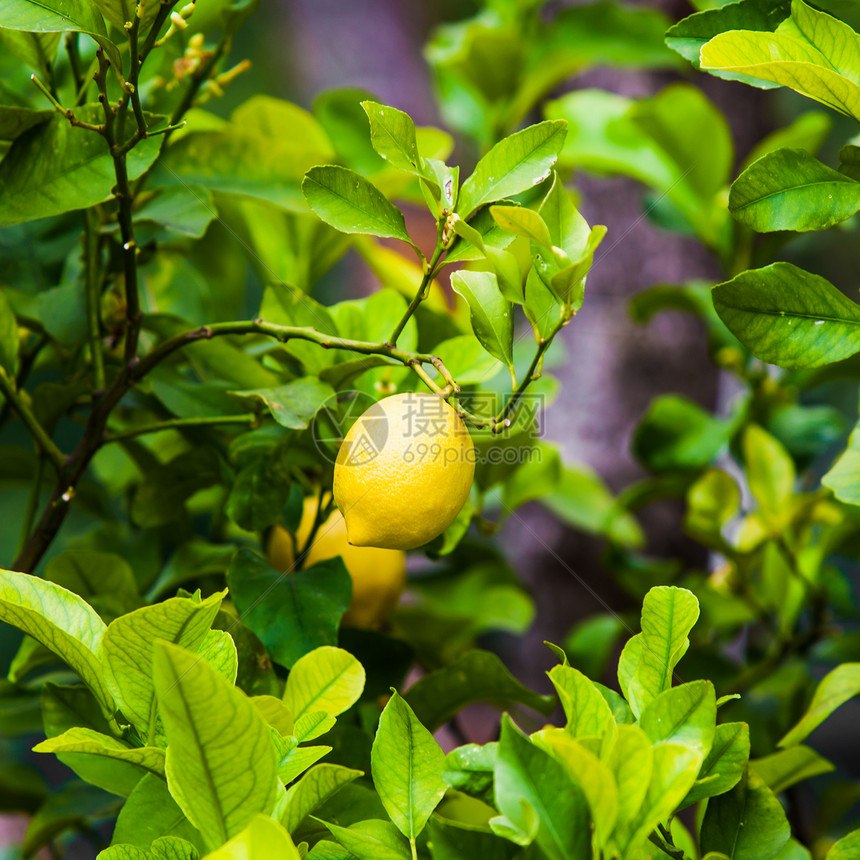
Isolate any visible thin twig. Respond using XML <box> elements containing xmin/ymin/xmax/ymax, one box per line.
<box><xmin>83</xmin><ymin>209</ymin><xmax>106</xmax><ymax>391</ymax></box>
<box><xmin>0</xmin><ymin>369</ymin><xmax>66</xmax><ymax>474</ymax></box>
<box><xmin>104</xmin><ymin>413</ymin><xmax>258</xmax><ymax>443</ymax></box>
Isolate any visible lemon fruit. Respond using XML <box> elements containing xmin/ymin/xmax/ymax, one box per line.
<box><xmin>333</xmin><ymin>392</ymin><xmax>475</xmax><ymax>550</ymax></box>
<box><xmin>267</xmin><ymin>497</ymin><xmax>406</xmax><ymax>628</ymax></box>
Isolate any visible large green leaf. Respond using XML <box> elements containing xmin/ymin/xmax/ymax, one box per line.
<box><xmin>742</xmin><ymin>425</ymin><xmax>795</xmax><ymax>524</ymax></box>
<box><xmin>457</xmin><ymin>120</ymin><xmax>567</xmax><ymax>218</ymax></box>
<box><xmin>605</xmin><ymin>726</ymin><xmax>653</xmax><ymax>839</ymax></box>
<box><xmin>752</xmin><ymin>745</ymin><xmax>834</xmax><ymax>794</ymax></box>
<box><xmin>204</xmin><ymin>815</ymin><xmax>300</xmax><ymax>860</ymax></box>
<box><xmin>227</xmin><ymin>551</ymin><xmax>351</xmax><ymax>669</ymax></box>
<box><xmin>700</xmin><ymin>5</ymin><xmax>860</xmax><ymax>120</ymax></box>
<box><xmin>545</xmin><ymin>84</ymin><xmax>732</xmax><ymax>253</ymax></box>
<box><xmin>111</xmin><ymin>773</ymin><xmax>203</xmax><ymax>851</ymax></box>
<box><xmin>730</xmin><ymin>148</ymin><xmax>860</xmax><ymax>231</ymax></box>
<box><xmin>666</xmin><ymin>0</ymin><xmax>791</xmax><ymax>83</ymax></box>
<box><xmin>546</xmin><ymin>664</ymin><xmax>614</xmax><ymax>739</ymax></box>
<box><xmin>361</xmin><ymin>102</ymin><xmax>427</xmax><ymax>180</ymax></box>
<box><xmin>404</xmin><ymin>650</ymin><xmax>555</xmax><ymax>731</ymax></box>
<box><xmin>712</xmin><ymin>263</ymin><xmax>860</xmax><ymax>368</ymax></box>
<box><xmin>828</xmin><ymin>831</ymin><xmax>860</xmax><ymax>860</ymax></box>
<box><xmin>34</xmin><ymin>727</ymin><xmax>165</xmax><ymax>776</ymax></box>
<box><xmin>532</xmin><ymin>731</ymin><xmax>618</xmax><ymax>850</ymax></box>
<box><xmin>371</xmin><ymin>692</ymin><xmax>446</xmax><ymax>841</ymax></box>
<box><xmin>0</xmin><ymin>0</ymin><xmax>122</xmax><ymax>71</ymax></box>
<box><xmin>633</xmin><ymin>394</ymin><xmax>733</xmax><ymax>472</ymax></box>
<box><xmin>303</xmin><ymin>165</ymin><xmax>412</xmax><ymax>243</ymax></box>
<box><xmin>153</xmin><ymin>642</ymin><xmax>279</xmax><ymax>850</ymax></box>
<box><xmin>633</xmin><ymin>586</ymin><xmax>700</xmax><ymax>714</ymax></box>
<box><xmin>450</xmin><ymin>270</ymin><xmax>514</xmax><ymax>378</ymax></box>
<box><xmin>278</xmin><ymin>764</ymin><xmax>363</xmax><ymax>833</ymax></box>
<box><xmin>321</xmin><ymin>819</ymin><xmax>411</xmax><ymax>860</ymax></box>
<box><xmin>283</xmin><ymin>646</ymin><xmax>366</xmax><ymax>722</ymax></box>
<box><xmin>823</xmin><ymin>418</ymin><xmax>860</xmax><ymax>505</ymax></box>
<box><xmin>615</xmin><ymin>744</ymin><xmax>701</xmax><ymax>855</ymax></box>
<box><xmin>681</xmin><ymin>721</ymin><xmax>750</xmax><ymax>809</ymax></box>
<box><xmin>102</xmin><ymin>591</ymin><xmax>225</xmax><ymax>741</ymax></box>
<box><xmin>639</xmin><ymin>680</ymin><xmax>717</xmax><ymax>760</ymax></box>
<box><xmin>700</xmin><ymin>768</ymin><xmax>791</xmax><ymax>860</ymax></box>
<box><xmin>0</xmin><ymin>108</ymin><xmax>163</xmax><ymax>226</ymax></box>
<box><xmin>493</xmin><ymin>715</ymin><xmax>590</xmax><ymax>860</ymax></box>
<box><xmin>780</xmin><ymin>663</ymin><xmax>860</xmax><ymax>747</ymax></box>
<box><xmin>0</xmin><ymin>569</ymin><xmax>112</xmax><ymax>717</ymax></box>
<box><xmin>229</xmin><ymin>379</ymin><xmax>335</xmax><ymax>429</ymax></box>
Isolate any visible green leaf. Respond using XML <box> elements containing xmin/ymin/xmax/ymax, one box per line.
<box><xmin>44</xmin><ymin>550</ymin><xmax>139</xmax><ymax>620</ymax></box>
<box><xmin>102</xmin><ymin>591</ymin><xmax>225</xmax><ymax>741</ymax></box>
<box><xmin>605</xmin><ymin>725</ymin><xmax>653</xmax><ymax>835</ymax></box>
<box><xmin>532</xmin><ymin>731</ymin><xmax>618</xmax><ymax>849</ymax></box>
<box><xmin>546</xmin><ymin>664</ymin><xmax>614</xmax><ymax>740</ymax></box>
<box><xmin>633</xmin><ymin>394</ymin><xmax>733</xmax><ymax>472</ymax></box>
<box><xmin>828</xmin><ymin>831</ymin><xmax>860</xmax><ymax>860</ymax></box>
<box><xmin>0</xmin><ymin>0</ymin><xmax>122</xmax><ymax>72</ymax></box>
<box><xmin>730</xmin><ymin>148</ymin><xmax>860</xmax><ymax>231</ymax></box>
<box><xmin>278</xmin><ymin>764</ymin><xmax>363</xmax><ymax>833</ymax></box>
<box><xmin>780</xmin><ymin>663</ymin><xmax>860</xmax><ymax>747</ymax></box>
<box><xmin>666</xmin><ymin>0</ymin><xmax>791</xmax><ymax>84</ymax></box>
<box><xmin>442</xmin><ymin>743</ymin><xmax>497</xmax><ymax>805</ymax></box>
<box><xmin>34</xmin><ymin>727</ymin><xmax>165</xmax><ymax>776</ymax></box>
<box><xmin>502</xmin><ymin>444</ymin><xmax>562</xmax><ymax>510</ymax></box>
<box><xmin>321</xmin><ymin>819</ymin><xmax>411</xmax><ymax>860</ymax></box>
<box><xmin>251</xmin><ymin>696</ymin><xmax>294</xmax><ymax>736</ymax></box>
<box><xmin>197</xmin><ymin>630</ymin><xmax>238</xmax><ymax>686</ymax></box>
<box><xmin>617</xmin><ymin>744</ymin><xmax>702</xmax><ymax>855</ymax></box>
<box><xmin>153</xmin><ymin>642</ymin><xmax>280</xmax><ymax>851</ymax></box>
<box><xmin>743</xmin><ymin>424</ymin><xmax>795</xmax><ymax>525</ymax></box>
<box><xmin>361</xmin><ymin>101</ymin><xmax>427</xmax><ymax>179</ymax></box>
<box><xmin>490</xmin><ymin>206</ymin><xmax>554</xmax><ymax>249</ymax></box>
<box><xmin>433</xmin><ymin>336</ymin><xmax>503</xmax><ymax>385</ymax></box>
<box><xmin>823</xmin><ymin>418</ymin><xmax>860</xmax><ymax>505</ymax></box>
<box><xmin>404</xmin><ymin>650</ymin><xmax>555</xmax><ymax>732</ymax></box>
<box><xmin>276</xmin><ymin>742</ymin><xmax>332</xmax><ymax>785</ymax></box>
<box><xmin>712</xmin><ymin>262</ymin><xmax>860</xmax><ymax>368</ymax></box>
<box><xmin>634</xmin><ymin>586</ymin><xmax>700</xmax><ymax>714</ymax></box>
<box><xmin>681</xmin><ymin>721</ymin><xmax>750</xmax><ymax>809</ymax></box>
<box><xmin>752</xmin><ymin>745</ymin><xmax>834</xmax><ymax>794</ymax></box>
<box><xmin>538</xmin><ymin>173</ymin><xmax>592</xmax><ymax>264</ymax></box>
<box><xmin>0</xmin><ymin>568</ymin><xmax>112</xmax><ymax>717</ymax></box>
<box><xmin>0</xmin><ymin>108</ymin><xmax>164</xmax><ymax>226</ymax></box>
<box><xmin>541</xmin><ymin>464</ymin><xmax>643</xmax><ymax>547</ymax></box>
<box><xmin>371</xmin><ymin>692</ymin><xmax>446</xmax><ymax>840</ymax></box>
<box><xmin>494</xmin><ymin>715</ymin><xmax>590</xmax><ymax>860</ymax></box>
<box><xmin>303</xmin><ymin>165</ymin><xmax>412</xmax><ymax>243</ymax></box>
<box><xmin>150</xmin><ymin>836</ymin><xmax>199</xmax><ymax>860</ymax></box>
<box><xmin>135</xmin><ymin>185</ymin><xmax>216</xmax><ymax>239</ymax></box>
<box><xmin>204</xmin><ymin>815</ymin><xmax>301</xmax><ymax>860</ymax></box>
<box><xmin>226</xmin><ymin>456</ymin><xmax>292</xmax><ymax>533</ymax></box>
<box><xmin>0</xmin><ymin>30</ymin><xmax>59</xmax><ymax>81</ymax></box>
<box><xmin>111</xmin><ymin>773</ymin><xmax>203</xmax><ymax>851</ymax></box>
<box><xmin>685</xmin><ymin>468</ymin><xmax>741</xmax><ymax>549</ymax></box>
<box><xmin>450</xmin><ymin>270</ymin><xmax>514</xmax><ymax>377</ymax></box>
<box><xmin>700</xmin><ymin>768</ymin><xmax>791</xmax><ymax>860</ymax></box>
<box><xmin>227</xmin><ymin>551</ymin><xmax>351</xmax><ymax>669</ymax></box>
<box><xmin>743</xmin><ymin>111</ymin><xmax>831</xmax><ymax>171</ymax></box>
<box><xmin>700</xmin><ymin>12</ymin><xmax>860</xmax><ymax>119</ymax></box>
<box><xmin>284</xmin><ymin>646</ymin><xmax>366</xmax><ymax>721</ymax></box>
<box><xmin>294</xmin><ymin>711</ymin><xmax>337</xmax><ymax>743</ymax></box>
<box><xmin>639</xmin><ymin>680</ymin><xmax>717</xmax><ymax>760</ymax></box>
<box><xmin>229</xmin><ymin>378</ymin><xmax>335</xmax><ymax>429</ymax></box>
<box><xmin>457</xmin><ymin>120</ymin><xmax>567</xmax><ymax>218</ymax></box>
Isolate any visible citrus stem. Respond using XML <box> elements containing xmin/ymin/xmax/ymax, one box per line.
<box><xmin>388</xmin><ymin>218</ymin><xmax>447</xmax><ymax>346</ymax></box>
<box><xmin>295</xmin><ymin>488</ymin><xmax>332</xmax><ymax>571</ymax></box>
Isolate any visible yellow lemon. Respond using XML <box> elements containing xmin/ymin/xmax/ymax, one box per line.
<box><xmin>267</xmin><ymin>497</ymin><xmax>406</xmax><ymax>628</ymax></box>
<box><xmin>333</xmin><ymin>392</ymin><xmax>475</xmax><ymax>550</ymax></box>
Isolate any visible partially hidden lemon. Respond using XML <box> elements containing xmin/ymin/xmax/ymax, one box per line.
<box><xmin>333</xmin><ymin>392</ymin><xmax>475</xmax><ymax>550</ymax></box>
<box><xmin>267</xmin><ymin>496</ymin><xmax>406</xmax><ymax>629</ymax></box>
